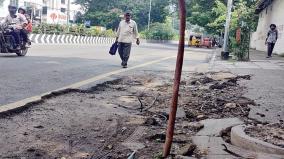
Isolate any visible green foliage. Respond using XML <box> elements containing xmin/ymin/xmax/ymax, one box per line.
<box><xmin>141</xmin><ymin>22</ymin><xmax>175</xmax><ymax>40</ymax></box>
<box><xmin>32</xmin><ymin>23</ymin><xmax>115</xmax><ymax>37</ymax></box>
<box><xmin>230</xmin><ymin>26</ymin><xmax>251</xmax><ymax>61</ymax></box>
<box><xmin>206</xmin><ymin>0</ymin><xmax>227</xmax><ymax>34</ymax></box>
<box><xmin>229</xmin><ymin>0</ymin><xmax>257</xmax><ymax>61</ymax></box>
<box><xmin>74</xmin><ymin>0</ymin><xmax>170</xmax><ymax>31</ymax></box>
<box><xmin>153</xmin><ymin>152</ymin><xmax>163</xmax><ymax>159</ymax></box>
<box><xmin>185</xmin><ymin>0</ymin><xmax>258</xmax><ymax>61</ymax></box>
<box><xmin>186</xmin><ymin>0</ymin><xmax>258</xmax><ymax>35</ymax></box>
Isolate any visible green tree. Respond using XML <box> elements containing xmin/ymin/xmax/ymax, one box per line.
<box><xmin>74</xmin><ymin>0</ymin><xmax>170</xmax><ymax>30</ymax></box>
<box><xmin>185</xmin><ymin>0</ymin><xmax>258</xmax><ymax>35</ymax></box>
<box><xmin>142</xmin><ymin>22</ymin><xmax>175</xmax><ymax>40</ymax></box>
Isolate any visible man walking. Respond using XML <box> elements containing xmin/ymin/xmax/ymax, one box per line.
<box><xmin>116</xmin><ymin>11</ymin><xmax>140</xmax><ymax>68</ymax></box>
<box><xmin>265</xmin><ymin>24</ymin><xmax>278</xmax><ymax>58</ymax></box>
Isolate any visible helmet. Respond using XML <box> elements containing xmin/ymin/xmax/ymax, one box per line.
<box><xmin>18</xmin><ymin>6</ymin><xmax>26</xmax><ymax>14</ymax></box>
<box><xmin>8</xmin><ymin>4</ymin><xmax>18</xmax><ymax>15</ymax></box>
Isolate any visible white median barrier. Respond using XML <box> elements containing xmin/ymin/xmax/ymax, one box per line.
<box><xmin>29</xmin><ymin>34</ymin><xmax>116</xmax><ymax>44</ymax></box>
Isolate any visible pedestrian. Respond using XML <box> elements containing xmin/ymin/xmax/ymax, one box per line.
<box><xmin>265</xmin><ymin>24</ymin><xmax>278</xmax><ymax>58</ymax></box>
<box><xmin>116</xmin><ymin>11</ymin><xmax>140</xmax><ymax>68</ymax></box>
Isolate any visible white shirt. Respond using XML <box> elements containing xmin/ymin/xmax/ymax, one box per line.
<box><xmin>116</xmin><ymin>20</ymin><xmax>139</xmax><ymax>43</ymax></box>
<box><xmin>2</xmin><ymin>13</ymin><xmax>27</xmax><ymax>29</ymax></box>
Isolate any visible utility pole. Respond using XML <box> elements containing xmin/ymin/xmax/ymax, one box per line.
<box><xmin>222</xmin><ymin>0</ymin><xmax>233</xmax><ymax>59</ymax></box>
<box><xmin>147</xmin><ymin>0</ymin><xmax>152</xmax><ymax>30</ymax></box>
<box><xmin>67</xmin><ymin>0</ymin><xmax>71</xmax><ymax>26</ymax></box>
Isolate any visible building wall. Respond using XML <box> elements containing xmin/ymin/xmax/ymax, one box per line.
<box><xmin>251</xmin><ymin>0</ymin><xmax>284</xmax><ymax>54</ymax></box>
<box><xmin>1</xmin><ymin>0</ymin><xmax>81</xmax><ymax>24</ymax></box>
<box><xmin>42</xmin><ymin>0</ymin><xmax>80</xmax><ymax>24</ymax></box>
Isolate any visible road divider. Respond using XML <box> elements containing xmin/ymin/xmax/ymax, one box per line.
<box><xmin>29</xmin><ymin>34</ymin><xmax>115</xmax><ymax>44</ymax></box>
<box><xmin>28</xmin><ymin>34</ymin><xmax>181</xmax><ymax>45</ymax></box>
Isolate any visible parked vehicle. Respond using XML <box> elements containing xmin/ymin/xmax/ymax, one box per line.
<box><xmin>189</xmin><ymin>34</ymin><xmax>202</xmax><ymax>47</ymax></box>
<box><xmin>0</xmin><ymin>23</ymin><xmax>28</xmax><ymax>56</ymax></box>
<box><xmin>203</xmin><ymin>38</ymin><xmax>212</xmax><ymax>48</ymax></box>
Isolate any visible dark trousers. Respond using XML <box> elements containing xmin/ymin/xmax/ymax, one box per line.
<box><xmin>267</xmin><ymin>43</ymin><xmax>275</xmax><ymax>57</ymax></box>
<box><xmin>118</xmin><ymin>42</ymin><xmax>132</xmax><ymax>66</ymax></box>
<box><xmin>20</xmin><ymin>29</ymin><xmax>28</xmax><ymax>43</ymax></box>
<box><xmin>10</xmin><ymin>29</ymin><xmax>20</xmax><ymax>47</ymax></box>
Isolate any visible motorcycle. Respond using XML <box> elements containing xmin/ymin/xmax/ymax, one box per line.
<box><xmin>0</xmin><ymin>23</ymin><xmax>29</xmax><ymax>56</ymax></box>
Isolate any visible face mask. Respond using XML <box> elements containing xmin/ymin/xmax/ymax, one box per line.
<box><xmin>271</xmin><ymin>28</ymin><xmax>276</xmax><ymax>30</ymax></box>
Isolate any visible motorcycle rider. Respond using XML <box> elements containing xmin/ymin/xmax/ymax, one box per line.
<box><xmin>1</xmin><ymin>4</ymin><xmax>27</xmax><ymax>50</ymax></box>
<box><xmin>18</xmin><ymin>6</ymin><xmax>31</xmax><ymax>46</ymax></box>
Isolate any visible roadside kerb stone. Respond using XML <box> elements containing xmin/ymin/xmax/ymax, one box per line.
<box><xmin>223</xmin><ymin>142</ymin><xmax>284</xmax><ymax>159</ymax></box>
<box><xmin>196</xmin><ymin>118</ymin><xmax>244</xmax><ymax>136</ymax></box>
<box><xmin>231</xmin><ymin>125</ymin><xmax>284</xmax><ymax>156</ymax></box>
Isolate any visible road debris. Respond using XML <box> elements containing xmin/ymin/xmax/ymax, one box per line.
<box><xmin>0</xmin><ymin>71</ymin><xmax>260</xmax><ymax>158</ymax></box>
<box><xmin>245</xmin><ymin>123</ymin><xmax>284</xmax><ymax>148</ymax></box>
<box><xmin>177</xmin><ymin>144</ymin><xmax>197</xmax><ymax>156</ymax></box>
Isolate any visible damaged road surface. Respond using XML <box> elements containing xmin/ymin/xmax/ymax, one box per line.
<box><xmin>0</xmin><ymin>71</ymin><xmax>277</xmax><ymax>159</ymax></box>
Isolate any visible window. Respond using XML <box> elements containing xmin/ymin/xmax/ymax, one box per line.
<box><xmin>61</xmin><ymin>8</ymin><xmax>66</xmax><ymax>13</ymax></box>
<box><xmin>24</xmin><ymin>2</ymin><xmax>30</xmax><ymax>7</ymax></box>
<box><xmin>9</xmin><ymin>0</ymin><xmax>19</xmax><ymax>6</ymax></box>
<box><xmin>61</xmin><ymin>0</ymin><xmax>65</xmax><ymax>4</ymax></box>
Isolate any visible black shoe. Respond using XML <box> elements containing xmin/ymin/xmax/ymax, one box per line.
<box><xmin>122</xmin><ymin>65</ymin><xmax>128</xmax><ymax>68</ymax></box>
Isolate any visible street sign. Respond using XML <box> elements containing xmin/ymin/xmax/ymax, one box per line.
<box><xmin>47</xmin><ymin>10</ymin><xmax>67</xmax><ymax>25</ymax></box>
<box><xmin>236</xmin><ymin>27</ymin><xmax>241</xmax><ymax>44</ymax></box>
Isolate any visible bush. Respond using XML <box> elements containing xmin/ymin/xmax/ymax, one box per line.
<box><xmin>142</xmin><ymin>23</ymin><xmax>175</xmax><ymax>40</ymax></box>
<box><xmin>31</xmin><ymin>23</ymin><xmax>115</xmax><ymax>37</ymax></box>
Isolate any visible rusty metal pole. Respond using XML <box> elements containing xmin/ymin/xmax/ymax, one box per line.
<box><xmin>163</xmin><ymin>0</ymin><xmax>186</xmax><ymax>157</ymax></box>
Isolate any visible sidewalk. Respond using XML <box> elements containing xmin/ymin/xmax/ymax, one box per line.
<box><xmin>212</xmin><ymin>49</ymin><xmax>284</xmax><ymax>124</ymax></box>
<box><xmin>249</xmin><ymin>49</ymin><xmax>284</xmax><ymax>61</ymax></box>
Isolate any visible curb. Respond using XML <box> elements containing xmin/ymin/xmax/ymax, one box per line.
<box><xmin>29</xmin><ymin>34</ymin><xmax>115</xmax><ymax>45</ymax></box>
<box><xmin>29</xmin><ymin>34</ymin><xmax>180</xmax><ymax>45</ymax></box>
<box><xmin>231</xmin><ymin>125</ymin><xmax>284</xmax><ymax>155</ymax></box>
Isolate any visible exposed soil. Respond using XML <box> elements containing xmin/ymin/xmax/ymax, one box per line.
<box><xmin>0</xmin><ymin>71</ymin><xmax>255</xmax><ymax>159</ymax></box>
<box><xmin>245</xmin><ymin>123</ymin><xmax>284</xmax><ymax>148</ymax></box>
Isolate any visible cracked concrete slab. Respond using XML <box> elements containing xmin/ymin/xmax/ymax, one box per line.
<box><xmin>196</xmin><ymin>118</ymin><xmax>244</xmax><ymax>136</ymax></box>
<box><xmin>192</xmin><ymin>118</ymin><xmax>245</xmax><ymax>159</ymax></box>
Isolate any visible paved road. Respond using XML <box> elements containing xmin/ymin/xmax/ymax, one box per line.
<box><xmin>0</xmin><ymin>43</ymin><xmax>213</xmax><ymax>106</ymax></box>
